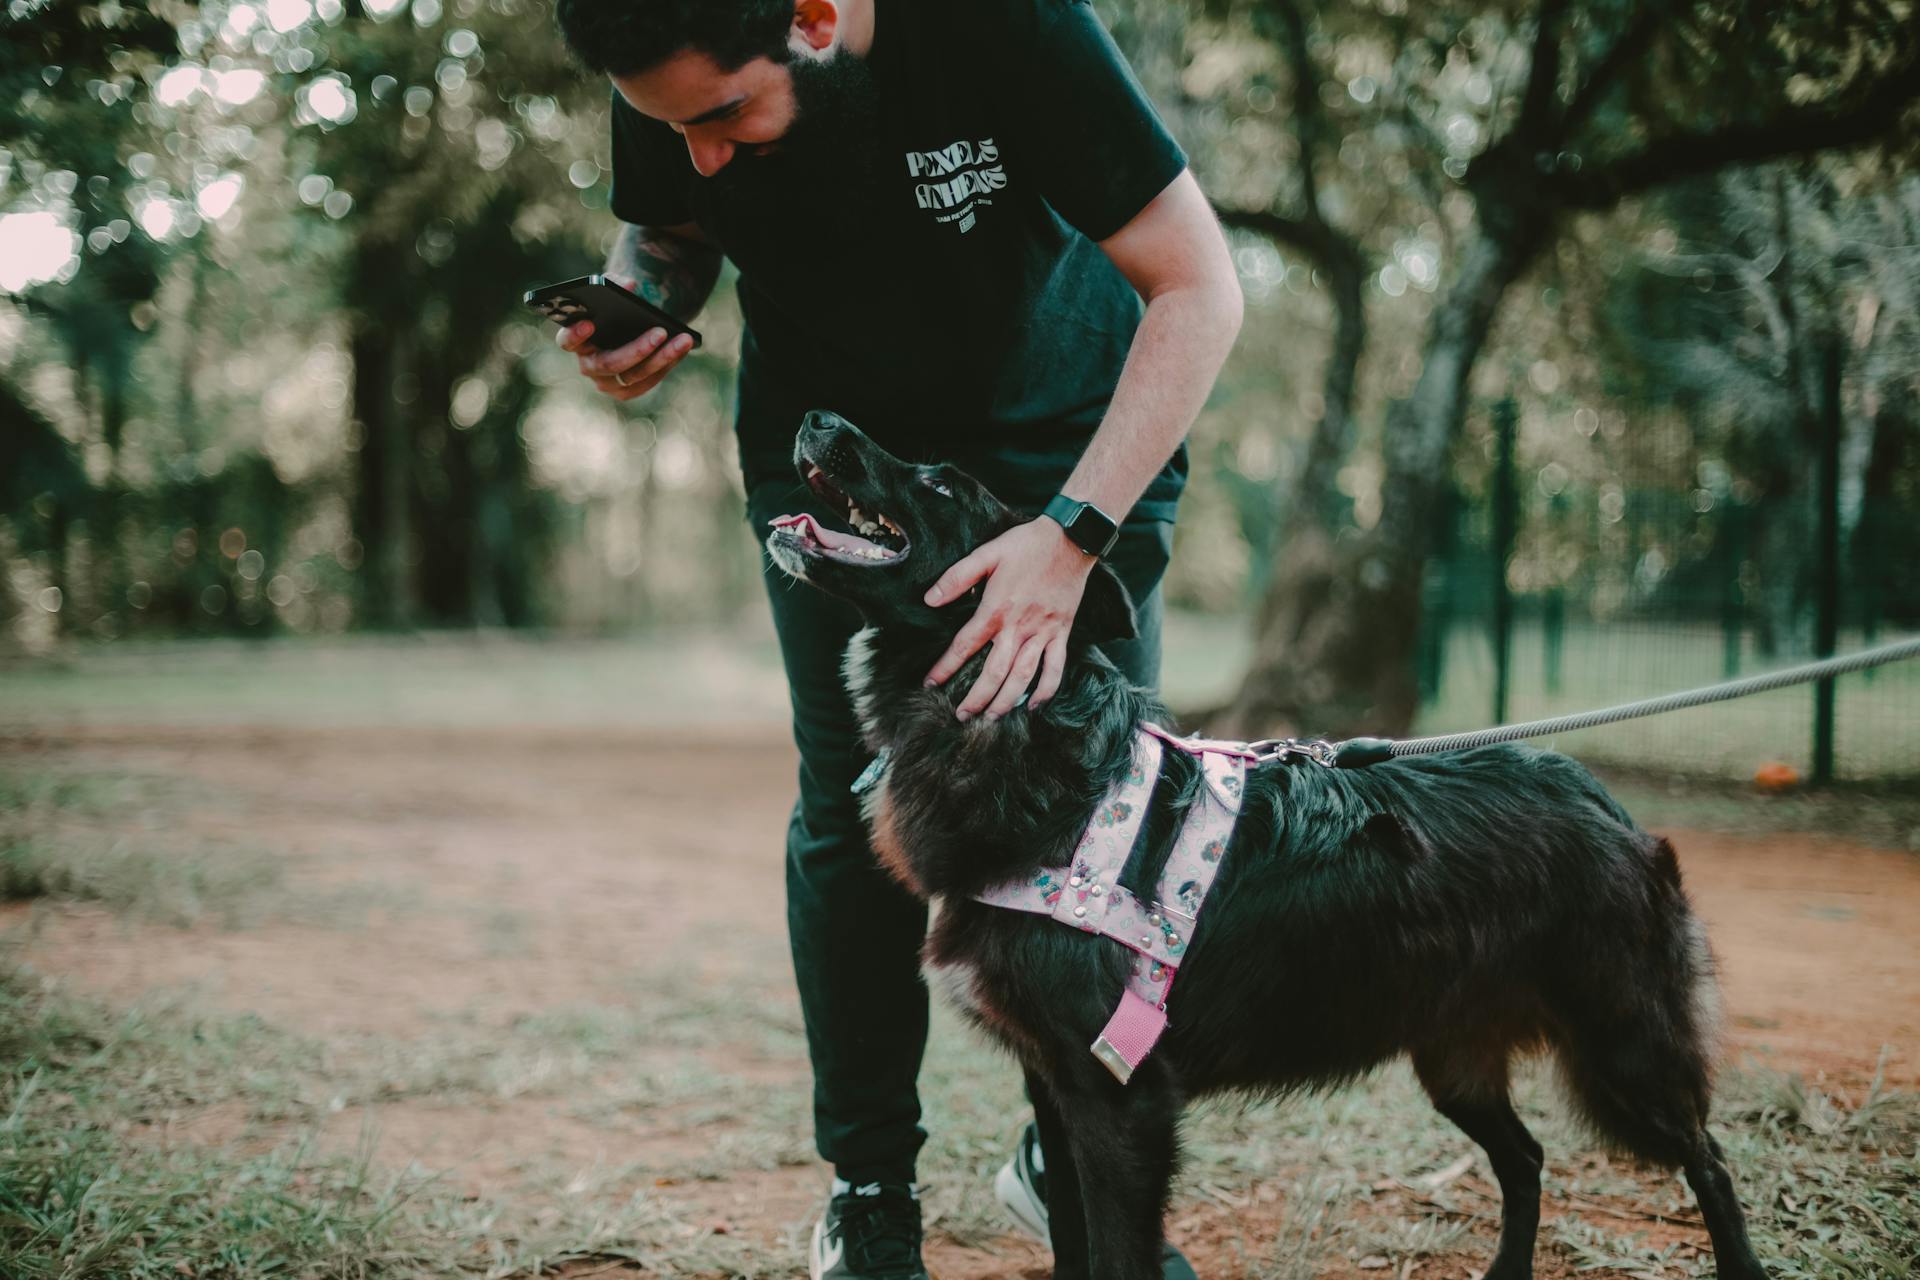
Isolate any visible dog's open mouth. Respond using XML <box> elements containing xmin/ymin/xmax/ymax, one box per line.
<box><xmin>768</xmin><ymin>461</ymin><xmax>911</xmax><ymax>566</ymax></box>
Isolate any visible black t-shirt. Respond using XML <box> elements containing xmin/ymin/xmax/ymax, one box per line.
<box><xmin>609</xmin><ymin>0</ymin><xmax>1189</xmax><ymax>519</ymax></box>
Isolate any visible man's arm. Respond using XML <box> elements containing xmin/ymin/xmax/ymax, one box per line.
<box><xmin>604</xmin><ymin>220</ymin><xmax>723</xmax><ymax>323</ymax></box>
<box><xmin>562</xmin><ymin>220</ymin><xmax>725</xmax><ymax>401</ymax></box>
<box><xmin>1054</xmin><ymin>171</ymin><xmax>1244</xmax><ymax>528</ymax></box>
<box><xmin>921</xmin><ymin>170</ymin><xmax>1244</xmax><ymax>718</ymax></box>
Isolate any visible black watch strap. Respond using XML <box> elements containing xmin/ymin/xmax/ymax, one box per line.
<box><xmin>1042</xmin><ymin>493</ymin><xmax>1120</xmax><ymax>558</ymax></box>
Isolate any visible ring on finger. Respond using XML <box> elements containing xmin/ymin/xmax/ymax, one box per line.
<box><xmin>614</xmin><ymin>369</ymin><xmax>632</xmax><ymax>387</ymax></box>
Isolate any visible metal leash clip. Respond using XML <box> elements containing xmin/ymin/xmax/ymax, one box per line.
<box><xmin>1245</xmin><ymin>737</ymin><xmax>1339</xmax><ymax>767</ymax></box>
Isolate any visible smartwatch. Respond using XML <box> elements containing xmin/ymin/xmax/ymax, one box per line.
<box><xmin>1042</xmin><ymin>493</ymin><xmax>1120</xmax><ymax>558</ymax></box>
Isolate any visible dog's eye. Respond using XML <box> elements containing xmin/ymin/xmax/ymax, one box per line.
<box><xmin>926</xmin><ymin>479</ymin><xmax>953</xmax><ymax>498</ymax></box>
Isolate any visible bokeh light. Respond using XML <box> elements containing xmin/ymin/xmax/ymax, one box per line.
<box><xmin>0</xmin><ymin>211</ymin><xmax>80</xmax><ymax>292</ymax></box>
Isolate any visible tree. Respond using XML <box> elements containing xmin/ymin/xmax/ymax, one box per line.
<box><xmin>1598</xmin><ymin>158</ymin><xmax>1920</xmax><ymax>650</ymax></box>
<box><xmin>1</xmin><ymin>0</ymin><xmax>188</xmax><ymax>634</ymax></box>
<box><xmin>1210</xmin><ymin>0</ymin><xmax>1920</xmax><ymax>736</ymax></box>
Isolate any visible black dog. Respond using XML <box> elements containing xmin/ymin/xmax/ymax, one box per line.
<box><xmin>766</xmin><ymin>411</ymin><xmax>1769</xmax><ymax>1280</ymax></box>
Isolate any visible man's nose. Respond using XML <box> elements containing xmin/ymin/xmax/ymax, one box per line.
<box><xmin>685</xmin><ymin>136</ymin><xmax>735</xmax><ymax>177</ymax></box>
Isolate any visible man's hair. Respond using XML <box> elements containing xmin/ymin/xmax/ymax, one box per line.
<box><xmin>554</xmin><ymin>0</ymin><xmax>796</xmax><ymax>77</ymax></box>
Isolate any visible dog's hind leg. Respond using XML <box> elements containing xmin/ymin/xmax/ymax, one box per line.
<box><xmin>1556</xmin><ymin>904</ymin><xmax>1769</xmax><ymax>1278</ymax></box>
<box><xmin>1561</xmin><ymin>1042</ymin><xmax>1768</xmax><ymax>1278</ymax></box>
<box><xmin>1681</xmin><ymin>1129</ymin><xmax>1768</xmax><ymax>1280</ymax></box>
<box><xmin>1046</xmin><ymin>1063</ymin><xmax>1183</xmax><ymax>1280</ymax></box>
<box><xmin>1412</xmin><ymin>1050</ymin><xmax>1543</xmax><ymax>1280</ymax></box>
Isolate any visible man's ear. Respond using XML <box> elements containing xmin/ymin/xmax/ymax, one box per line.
<box><xmin>791</xmin><ymin>0</ymin><xmax>838</xmax><ymax>51</ymax></box>
<box><xmin>1071</xmin><ymin>561</ymin><xmax>1137</xmax><ymax>646</ymax></box>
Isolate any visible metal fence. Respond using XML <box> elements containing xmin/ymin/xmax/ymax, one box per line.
<box><xmin>1414</xmin><ymin>399</ymin><xmax>1919</xmax><ymax>783</ymax></box>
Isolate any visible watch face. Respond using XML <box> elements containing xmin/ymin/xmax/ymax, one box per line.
<box><xmin>1076</xmin><ymin>508</ymin><xmax>1117</xmax><ymax>547</ymax></box>
<box><xmin>1044</xmin><ymin>494</ymin><xmax>1118</xmax><ymax>556</ymax></box>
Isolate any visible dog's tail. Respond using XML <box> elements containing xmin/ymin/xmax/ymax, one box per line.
<box><xmin>1552</xmin><ymin>833</ymin><xmax>1725</xmax><ymax>1167</ymax></box>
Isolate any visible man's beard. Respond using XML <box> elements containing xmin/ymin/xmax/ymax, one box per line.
<box><xmin>704</xmin><ymin>46</ymin><xmax>883</xmax><ymax>208</ymax></box>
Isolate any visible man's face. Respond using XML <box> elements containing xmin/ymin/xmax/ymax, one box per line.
<box><xmin>613</xmin><ymin>50</ymin><xmax>800</xmax><ymax>178</ymax></box>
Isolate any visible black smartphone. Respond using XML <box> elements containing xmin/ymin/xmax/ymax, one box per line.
<box><xmin>523</xmin><ymin>275</ymin><xmax>703</xmax><ymax>351</ymax></box>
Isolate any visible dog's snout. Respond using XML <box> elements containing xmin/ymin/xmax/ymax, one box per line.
<box><xmin>799</xmin><ymin>410</ymin><xmax>860</xmax><ymax>455</ymax></box>
<box><xmin>795</xmin><ymin>410</ymin><xmax>871</xmax><ymax>485</ymax></box>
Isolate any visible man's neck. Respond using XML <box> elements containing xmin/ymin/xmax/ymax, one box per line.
<box><xmin>837</xmin><ymin>0</ymin><xmax>876</xmax><ymax>59</ymax></box>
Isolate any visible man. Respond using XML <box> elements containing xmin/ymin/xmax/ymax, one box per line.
<box><xmin>552</xmin><ymin>1</ymin><xmax>1241</xmax><ymax>1275</ymax></box>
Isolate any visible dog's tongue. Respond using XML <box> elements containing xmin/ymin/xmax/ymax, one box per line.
<box><xmin>769</xmin><ymin>512</ymin><xmax>875</xmax><ymax>553</ymax></box>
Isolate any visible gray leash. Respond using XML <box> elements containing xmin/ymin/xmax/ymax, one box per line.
<box><xmin>1246</xmin><ymin>635</ymin><xmax>1920</xmax><ymax>769</ymax></box>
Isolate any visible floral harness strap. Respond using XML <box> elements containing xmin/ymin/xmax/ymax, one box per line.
<box><xmin>972</xmin><ymin>722</ymin><xmax>1249</xmax><ymax>1085</ymax></box>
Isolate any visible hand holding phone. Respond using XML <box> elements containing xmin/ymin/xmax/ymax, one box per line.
<box><xmin>527</xmin><ymin>274</ymin><xmax>702</xmax><ymax>400</ymax></box>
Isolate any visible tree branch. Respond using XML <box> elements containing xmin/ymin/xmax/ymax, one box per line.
<box><xmin>1515</xmin><ymin>0</ymin><xmax>1572</xmax><ymax>141</ymax></box>
<box><xmin>1213</xmin><ymin>206</ymin><xmax>1364</xmax><ymax>277</ymax></box>
<box><xmin>1560</xmin><ymin>0</ymin><xmax>1660</xmax><ymax>134</ymax></box>
<box><xmin>1269</xmin><ymin>0</ymin><xmax>1326</xmax><ymax>226</ymax></box>
<box><xmin>1555</xmin><ymin>52</ymin><xmax>1920</xmax><ymax>210</ymax></box>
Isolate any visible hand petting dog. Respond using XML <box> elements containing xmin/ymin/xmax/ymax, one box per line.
<box><xmin>921</xmin><ymin>517</ymin><xmax>1095</xmax><ymax>721</ymax></box>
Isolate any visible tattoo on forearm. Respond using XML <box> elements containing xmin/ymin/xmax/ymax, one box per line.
<box><xmin>606</xmin><ymin>223</ymin><xmax>722</xmax><ymax>323</ymax></box>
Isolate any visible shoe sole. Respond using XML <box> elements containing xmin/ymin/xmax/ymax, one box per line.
<box><xmin>994</xmin><ymin>1157</ymin><xmax>1051</xmax><ymax>1245</ymax></box>
<box><xmin>809</xmin><ymin>1218</ymin><xmax>827</xmax><ymax>1280</ymax></box>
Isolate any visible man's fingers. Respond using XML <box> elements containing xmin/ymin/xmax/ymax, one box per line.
<box><xmin>924</xmin><ymin>547</ymin><xmax>994</xmax><ymax>607</ymax></box>
<box><xmin>586</xmin><ymin>333</ymin><xmax>696</xmax><ymax>400</ymax></box>
<box><xmin>957</xmin><ymin>634</ymin><xmax>1020</xmax><ymax>722</ymax></box>
<box><xmin>923</xmin><ymin>613</ymin><xmax>996</xmax><ymax>688</ymax></box>
<box><xmin>984</xmin><ymin>635</ymin><xmax>1047</xmax><ymax>720</ymax></box>
<box><xmin>625</xmin><ymin>331</ymin><xmax>695</xmax><ymax>383</ymax></box>
<box><xmin>581</xmin><ymin>327</ymin><xmax>666</xmax><ymax>378</ymax></box>
<box><xmin>556</xmin><ymin>320</ymin><xmax>595</xmax><ymax>353</ymax></box>
<box><xmin>1029</xmin><ymin>633</ymin><xmax>1067</xmax><ymax>707</ymax></box>
<box><xmin>598</xmin><ymin>366</ymin><xmax>671</xmax><ymax>401</ymax></box>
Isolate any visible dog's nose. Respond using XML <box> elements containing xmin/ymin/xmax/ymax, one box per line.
<box><xmin>802</xmin><ymin>409</ymin><xmax>851</xmax><ymax>436</ymax></box>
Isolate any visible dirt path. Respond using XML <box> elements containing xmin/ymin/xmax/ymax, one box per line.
<box><xmin>5</xmin><ymin>723</ymin><xmax>1916</xmax><ymax>1277</ymax></box>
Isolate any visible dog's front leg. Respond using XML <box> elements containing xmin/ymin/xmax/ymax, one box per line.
<box><xmin>1025</xmin><ymin>1068</ymin><xmax>1091</xmax><ymax>1278</ymax></box>
<box><xmin>1047</xmin><ymin>1061</ymin><xmax>1183</xmax><ymax>1280</ymax></box>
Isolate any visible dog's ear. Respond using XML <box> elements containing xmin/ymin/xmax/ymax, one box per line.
<box><xmin>1071</xmin><ymin>561</ymin><xmax>1138</xmax><ymax>646</ymax></box>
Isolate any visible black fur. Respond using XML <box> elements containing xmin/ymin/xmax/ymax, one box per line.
<box><xmin>766</xmin><ymin>413</ymin><xmax>1769</xmax><ymax>1280</ymax></box>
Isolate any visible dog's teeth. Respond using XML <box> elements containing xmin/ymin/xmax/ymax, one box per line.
<box><xmin>806</xmin><ymin>464</ymin><xmax>822</xmax><ymax>480</ymax></box>
<box><xmin>878</xmin><ymin>513</ymin><xmax>904</xmax><ymax>537</ymax></box>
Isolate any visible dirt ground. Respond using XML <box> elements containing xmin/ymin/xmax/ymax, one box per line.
<box><xmin>5</xmin><ymin>722</ymin><xmax>1918</xmax><ymax>1278</ymax></box>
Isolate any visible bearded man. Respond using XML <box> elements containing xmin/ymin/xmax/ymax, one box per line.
<box><xmin>552</xmin><ymin>2</ymin><xmax>1242</xmax><ymax>1275</ymax></box>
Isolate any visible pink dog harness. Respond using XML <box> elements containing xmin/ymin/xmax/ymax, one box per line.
<box><xmin>972</xmin><ymin>723</ymin><xmax>1250</xmax><ymax>1084</ymax></box>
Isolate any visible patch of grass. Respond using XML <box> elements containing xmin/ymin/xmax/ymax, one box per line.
<box><xmin>0</xmin><ymin>963</ymin><xmax>440</xmax><ymax>1279</ymax></box>
<box><xmin>1712</xmin><ymin>1063</ymin><xmax>1920</xmax><ymax>1280</ymax></box>
<box><xmin>0</xmin><ymin>767</ymin><xmax>213</xmax><ymax>819</ymax></box>
<box><xmin>0</xmin><ymin>758</ymin><xmax>286</xmax><ymax>928</ymax></box>
<box><xmin>0</xmin><ymin>1124</ymin><xmax>438</xmax><ymax>1280</ymax></box>
<box><xmin>0</xmin><ymin>831</ymin><xmax>285</xmax><ymax>928</ymax></box>
<box><xmin>1546</xmin><ymin>1217</ymin><xmax>1701</xmax><ymax>1277</ymax></box>
<box><xmin>0</xmin><ymin>960</ymin><xmax>822</xmax><ymax>1279</ymax></box>
<box><xmin>476</xmin><ymin>906</ymin><xmax>531</xmax><ymax>958</ymax></box>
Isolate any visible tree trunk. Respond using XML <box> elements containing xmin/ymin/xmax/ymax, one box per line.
<box><xmin>350</xmin><ymin>320</ymin><xmax>417</xmax><ymax>627</ymax></box>
<box><xmin>1215</xmin><ymin>220</ymin><xmax>1543</xmax><ymax>738</ymax></box>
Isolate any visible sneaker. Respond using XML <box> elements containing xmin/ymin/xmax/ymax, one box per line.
<box><xmin>995</xmin><ymin>1122</ymin><xmax>1199</xmax><ymax>1280</ymax></box>
<box><xmin>994</xmin><ymin>1122</ymin><xmax>1050</xmax><ymax>1244</ymax></box>
<box><xmin>809</xmin><ymin>1178</ymin><xmax>929</xmax><ymax>1280</ymax></box>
